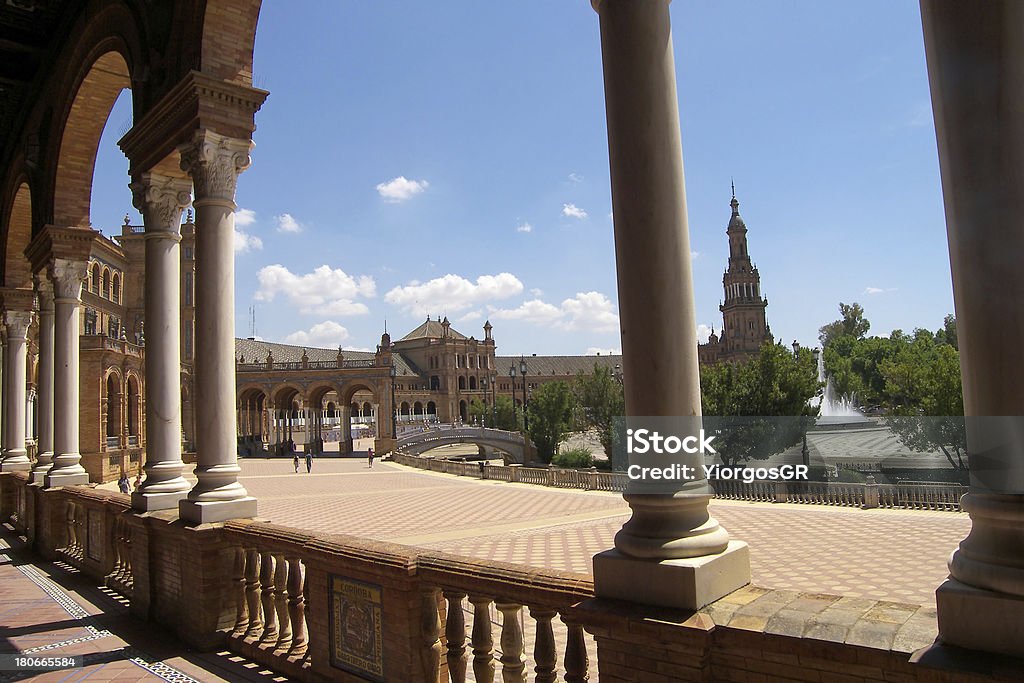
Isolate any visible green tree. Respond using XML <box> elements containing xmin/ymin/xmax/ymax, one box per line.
<box><xmin>491</xmin><ymin>394</ymin><xmax>521</xmax><ymax>432</ymax></box>
<box><xmin>700</xmin><ymin>343</ymin><xmax>822</xmax><ymax>466</ymax></box>
<box><xmin>526</xmin><ymin>381</ymin><xmax>575</xmax><ymax>463</ymax></box>
<box><xmin>573</xmin><ymin>364</ymin><xmax>625</xmax><ymax>457</ymax></box>
<box><xmin>818</xmin><ymin>302</ymin><xmax>870</xmax><ymax>348</ymax></box>
<box><xmin>934</xmin><ymin>314</ymin><xmax>958</xmax><ymax>350</ymax></box>
<box><xmin>468</xmin><ymin>398</ymin><xmax>488</xmax><ymax>426</ymax></box>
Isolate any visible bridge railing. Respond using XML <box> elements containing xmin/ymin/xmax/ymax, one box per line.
<box><xmin>391</xmin><ymin>453</ymin><xmax>964</xmax><ymax>510</ymax></box>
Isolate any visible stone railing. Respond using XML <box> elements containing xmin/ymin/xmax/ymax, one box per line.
<box><xmin>392</xmin><ymin>453</ymin><xmax>965</xmax><ymax>511</ymax></box>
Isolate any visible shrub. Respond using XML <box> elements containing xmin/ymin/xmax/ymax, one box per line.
<box><xmin>553</xmin><ymin>447</ymin><xmax>593</xmax><ymax>469</ymax></box>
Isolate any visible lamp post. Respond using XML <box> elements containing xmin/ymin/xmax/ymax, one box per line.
<box><xmin>519</xmin><ymin>356</ymin><xmax>529</xmax><ymax>431</ymax></box>
<box><xmin>490</xmin><ymin>372</ymin><xmax>497</xmax><ymax>427</ymax></box>
<box><xmin>389</xmin><ymin>363</ymin><xmax>397</xmax><ymax>439</ymax></box>
<box><xmin>480</xmin><ymin>376</ymin><xmax>488</xmax><ymax>427</ymax></box>
<box><xmin>509</xmin><ymin>364</ymin><xmax>517</xmax><ymax>429</ymax></box>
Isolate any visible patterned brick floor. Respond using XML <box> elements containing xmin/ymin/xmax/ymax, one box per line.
<box><xmin>218</xmin><ymin>456</ymin><xmax>971</xmax><ymax>607</ymax></box>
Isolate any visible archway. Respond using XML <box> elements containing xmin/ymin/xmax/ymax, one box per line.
<box><xmin>105</xmin><ymin>373</ymin><xmax>121</xmax><ymax>443</ymax></box>
<box><xmin>126</xmin><ymin>374</ymin><xmax>140</xmax><ymax>442</ymax></box>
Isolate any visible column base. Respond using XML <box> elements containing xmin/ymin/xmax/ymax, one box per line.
<box><xmin>30</xmin><ymin>468</ymin><xmax>52</xmax><ymax>484</ymax></box>
<box><xmin>132</xmin><ymin>489</ymin><xmax>188</xmax><ymax>512</ymax></box>
<box><xmin>179</xmin><ymin>496</ymin><xmax>257</xmax><ymax>525</ymax></box>
<box><xmin>593</xmin><ymin>541</ymin><xmax>750</xmax><ymax>610</ymax></box>
<box><xmin>937</xmin><ymin>578</ymin><xmax>1024</xmax><ymax>658</ymax></box>
<box><xmin>44</xmin><ymin>471</ymin><xmax>90</xmax><ymax>487</ymax></box>
<box><xmin>1</xmin><ymin>460</ymin><xmax>31</xmax><ymax>472</ymax></box>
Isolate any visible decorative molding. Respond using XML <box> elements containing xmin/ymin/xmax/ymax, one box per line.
<box><xmin>24</xmin><ymin>226</ymin><xmax>98</xmax><ymax>275</ymax></box>
<box><xmin>129</xmin><ymin>174</ymin><xmax>193</xmax><ymax>232</ymax></box>
<box><xmin>0</xmin><ymin>287</ymin><xmax>35</xmax><ymax>313</ymax></box>
<box><xmin>50</xmin><ymin>259</ymin><xmax>89</xmax><ymax>301</ymax></box>
<box><xmin>4</xmin><ymin>310</ymin><xmax>33</xmax><ymax>339</ymax></box>
<box><xmin>178</xmin><ymin>130</ymin><xmax>252</xmax><ymax>202</ymax></box>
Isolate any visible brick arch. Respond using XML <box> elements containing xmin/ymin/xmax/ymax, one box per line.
<box><xmin>201</xmin><ymin>0</ymin><xmax>263</xmax><ymax>85</ymax></box>
<box><xmin>2</xmin><ymin>182</ymin><xmax>33</xmax><ymax>289</ymax></box>
<box><xmin>53</xmin><ymin>50</ymin><xmax>132</xmax><ymax>228</ymax></box>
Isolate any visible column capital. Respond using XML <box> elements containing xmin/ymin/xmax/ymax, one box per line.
<box><xmin>3</xmin><ymin>310</ymin><xmax>32</xmax><ymax>339</ymax></box>
<box><xmin>178</xmin><ymin>130</ymin><xmax>253</xmax><ymax>203</ymax></box>
<box><xmin>50</xmin><ymin>258</ymin><xmax>89</xmax><ymax>302</ymax></box>
<box><xmin>129</xmin><ymin>173</ymin><xmax>193</xmax><ymax>234</ymax></box>
<box><xmin>34</xmin><ymin>276</ymin><xmax>54</xmax><ymax>313</ymax></box>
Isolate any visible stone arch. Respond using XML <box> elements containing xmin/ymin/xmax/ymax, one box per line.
<box><xmin>112</xmin><ymin>272</ymin><xmax>121</xmax><ymax>304</ymax></box>
<box><xmin>104</xmin><ymin>369</ymin><xmax>123</xmax><ymax>439</ymax></box>
<box><xmin>126</xmin><ymin>372</ymin><xmax>141</xmax><ymax>436</ymax></box>
<box><xmin>401</xmin><ymin>401</ymin><xmax>410</xmax><ymax>417</ymax></box>
<box><xmin>459</xmin><ymin>400</ymin><xmax>468</xmax><ymax>423</ymax></box>
<box><xmin>2</xmin><ymin>182</ymin><xmax>33</xmax><ymax>289</ymax></box>
<box><xmin>101</xmin><ymin>266</ymin><xmax>111</xmax><ymax>299</ymax></box>
<box><xmin>413</xmin><ymin>401</ymin><xmax>423</xmax><ymax>416</ymax></box>
<box><xmin>52</xmin><ymin>50</ymin><xmax>132</xmax><ymax>228</ymax></box>
<box><xmin>201</xmin><ymin>0</ymin><xmax>263</xmax><ymax>85</ymax></box>
<box><xmin>90</xmin><ymin>262</ymin><xmax>100</xmax><ymax>294</ymax></box>
<box><xmin>427</xmin><ymin>401</ymin><xmax>437</xmax><ymax>416</ymax></box>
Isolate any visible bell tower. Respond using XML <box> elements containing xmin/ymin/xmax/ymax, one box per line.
<box><xmin>719</xmin><ymin>185</ymin><xmax>771</xmax><ymax>359</ymax></box>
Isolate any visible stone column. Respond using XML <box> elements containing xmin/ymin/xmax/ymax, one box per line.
<box><xmin>921</xmin><ymin>0</ymin><xmax>1024</xmax><ymax>657</ymax></box>
<box><xmin>178</xmin><ymin>130</ymin><xmax>257</xmax><ymax>524</ymax></box>
<box><xmin>45</xmin><ymin>260</ymin><xmax>90</xmax><ymax>487</ymax></box>
<box><xmin>0</xmin><ymin>310</ymin><xmax>32</xmax><ymax>471</ymax></box>
<box><xmin>31</xmin><ymin>280</ymin><xmax>55</xmax><ymax>483</ymax></box>
<box><xmin>130</xmin><ymin>174</ymin><xmax>193</xmax><ymax>511</ymax></box>
<box><xmin>590</xmin><ymin>0</ymin><xmax>749</xmax><ymax>609</ymax></box>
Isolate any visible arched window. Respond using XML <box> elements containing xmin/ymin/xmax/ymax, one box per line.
<box><xmin>112</xmin><ymin>273</ymin><xmax>121</xmax><ymax>304</ymax></box>
<box><xmin>101</xmin><ymin>268</ymin><xmax>110</xmax><ymax>299</ymax></box>
<box><xmin>401</xmin><ymin>401</ymin><xmax>410</xmax><ymax>416</ymax></box>
<box><xmin>90</xmin><ymin>263</ymin><xmax>100</xmax><ymax>294</ymax></box>
<box><xmin>458</xmin><ymin>376</ymin><xmax>466</xmax><ymax>390</ymax></box>
<box><xmin>430</xmin><ymin>376</ymin><xmax>440</xmax><ymax>391</ymax></box>
<box><xmin>106</xmin><ymin>375</ymin><xmax>121</xmax><ymax>439</ymax></box>
<box><xmin>426</xmin><ymin>401</ymin><xmax>437</xmax><ymax>415</ymax></box>
<box><xmin>363</xmin><ymin>401</ymin><xmax>373</xmax><ymax>417</ymax></box>
<box><xmin>414</xmin><ymin>401</ymin><xmax>423</xmax><ymax>416</ymax></box>
<box><xmin>469</xmin><ymin>376</ymin><xmax>477</xmax><ymax>390</ymax></box>
<box><xmin>127</xmin><ymin>376</ymin><xmax>140</xmax><ymax>436</ymax></box>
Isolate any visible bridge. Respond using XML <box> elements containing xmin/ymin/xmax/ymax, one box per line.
<box><xmin>396</xmin><ymin>426</ymin><xmax>534</xmax><ymax>463</ymax></box>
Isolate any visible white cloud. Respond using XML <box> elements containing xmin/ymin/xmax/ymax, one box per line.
<box><xmin>234</xmin><ymin>229</ymin><xmax>263</xmax><ymax>253</ymax></box>
<box><xmin>458</xmin><ymin>310</ymin><xmax>482</xmax><ymax>323</ymax></box>
<box><xmin>697</xmin><ymin>324</ymin><xmax>713</xmax><ymax>344</ymax></box>
<box><xmin>530</xmin><ymin>288</ymin><xmax>544</xmax><ymax>297</ymax></box>
<box><xmin>568</xmin><ymin>173</ymin><xmax>584</xmax><ymax>183</ymax></box>
<box><xmin>276</xmin><ymin>213</ymin><xmax>302</xmax><ymax>233</ymax></box>
<box><xmin>585</xmin><ymin>347</ymin><xmax>621</xmax><ymax>356</ymax></box>
<box><xmin>285</xmin><ymin>321</ymin><xmax>351</xmax><ymax>348</ymax></box>
<box><xmin>864</xmin><ymin>286</ymin><xmax>897</xmax><ymax>295</ymax></box>
<box><xmin>516</xmin><ymin>222</ymin><xmax>533</xmax><ymax>233</ymax></box>
<box><xmin>376</xmin><ymin>176</ymin><xmax>429</xmax><ymax>202</ymax></box>
<box><xmin>255</xmin><ymin>264</ymin><xmax>376</xmax><ymax>316</ymax></box>
<box><xmin>490</xmin><ymin>291</ymin><xmax>619</xmax><ymax>333</ymax></box>
<box><xmin>562</xmin><ymin>203</ymin><xmax>588</xmax><ymax>220</ymax></box>
<box><xmin>691</xmin><ymin>251</ymin><xmax>700</xmax><ymax>261</ymax></box>
<box><xmin>234</xmin><ymin>208</ymin><xmax>257</xmax><ymax>226</ymax></box>
<box><xmin>384</xmin><ymin>273</ymin><xmax>524</xmax><ymax>316</ymax></box>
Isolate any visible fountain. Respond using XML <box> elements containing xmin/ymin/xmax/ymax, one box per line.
<box><xmin>813</xmin><ymin>350</ymin><xmax>872</xmax><ymax>428</ymax></box>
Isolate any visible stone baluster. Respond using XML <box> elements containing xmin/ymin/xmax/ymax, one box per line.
<box><xmin>286</xmin><ymin>557</ymin><xmax>308</xmax><ymax>657</ymax></box>
<box><xmin>273</xmin><ymin>553</ymin><xmax>292</xmax><ymax>652</ymax></box>
<box><xmin>420</xmin><ymin>587</ymin><xmax>442</xmax><ymax>683</ymax></box>
<box><xmin>231</xmin><ymin>547</ymin><xmax>248</xmax><ymax>635</ymax></box>
<box><xmin>258</xmin><ymin>551</ymin><xmax>278</xmax><ymax>645</ymax></box>
<box><xmin>496</xmin><ymin>602</ymin><xmax>527</xmax><ymax>683</ymax></box>
<box><xmin>561</xmin><ymin>614</ymin><xmax>589</xmax><ymax>683</ymax></box>
<box><xmin>64</xmin><ymin>500</ymin><xmax>76</xmax><ymax>555</ymax></box>
<box><xmin>529</xmin><ymin>607</ymin><xmax>557</xmax><ymax>683</ymax></box>
<box><xmin>243</xmin><ymin>548</ymin><xmax>263</xmax><ymax>638</ymax></box>
<box><xmin>444</xmin><ymin>590</ymin><xmax>468</xmax><ymax>683</ymax></box>
<box><xmin>469</xmin><ymin>596</ymin><xmax>496</xmax><ymax>683</ymax></box>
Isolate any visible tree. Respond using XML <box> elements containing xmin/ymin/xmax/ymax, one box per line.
<box><xmin>934</xmin><ymin>314</ymin><xmax>958</xmax><ymax>350</ymax></box>
<box><xmin>818</xmin><ymin>302</ymin><xmax>870</xmax><ymax>348</ymax></box>
<box><xmin>526</xmin><ymin>381</ymin><xmax>575</xmax><ymax>463</ymax></box>
<box><xmin>700</xmin><ymin>343</ymin><xmax>822</xmax><ymax>466</ymax></box>
<box><xmin>468</xmin><ymin>398</ymin><xmax>488</xmax><ymax>426</ymax></box>
<box><xmin>573</xmin><ymin>364</ymin><xmax>625</xmax><ymax>457</ymax></box>
<box><xmin>491</xmin><ymin>394</ymin><xmax>521</xmax><ymax>432</ymax></box>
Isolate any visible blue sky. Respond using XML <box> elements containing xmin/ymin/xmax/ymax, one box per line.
<box><xmin>90</xmin><ymin>1</ymin><xmax>952</xmax><ymax>356</ymax></box>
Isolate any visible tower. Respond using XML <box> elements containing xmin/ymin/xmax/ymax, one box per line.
<box><xmin>718</xmin><ymin>186</ymin><xmax>771</xmax><ymax>360</ymax></box>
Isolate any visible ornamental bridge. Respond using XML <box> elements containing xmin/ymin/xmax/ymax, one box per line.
<box><xmin>396</xmin><ymin>426</ymin><xmax>534</xmax><ymax>464</ymax></box>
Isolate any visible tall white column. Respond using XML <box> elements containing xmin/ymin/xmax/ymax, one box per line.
<box><xmin>922</xmin><ymin>0</ymin><xmax>1024</xmax><ymax>658</ymax></box>
<box><xmin>46</xmin><ymin>260</ymin><xmax>90</xmax><ymax>486</ymax></box>
<box><xmin>0</xmin><ymin>310</ymin><xmax>32</xmax><ymax>472</ymax></box>
<box><xmin>590</xmin><ymin>0</ymin><xmax>749</xmax><ymax>610</ymax></box>
<box><xmin>130</xmin><ymin>173</ymin><xmax>193</xmax><ymax>511</ymax></box>
<box><xmin>31</xmin><ymin>279</ymin><xmax>54</xmax><ymax>484</ymax></box>
<box><xmin>178</xmin><ymin>130</ymin><xmax>257</xmax><ymax>524</ymax></box>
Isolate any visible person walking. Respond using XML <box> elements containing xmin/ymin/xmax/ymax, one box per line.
<box><xmin>118</xmin><ymin>472</ymin><xmax>131</xmax><ymax>495</ymax></box>
<box><xmin>133</xmin><ymin>472</ymin><xmax>143</xmax><ymax>491</ymax></box>
<box><xmin>293</xmin><ymin>452</ymin><xmax>299</xmax><ymax>473</ymax></box>
<box><xmin>367</xmin><ymin>447</ymin><xmax>374</xmax><ymax>469</ymax></box>
<box><xmin>305</xmin><ymin>451</ymin><xmax>312</xmax><ymax>473</ymax></box>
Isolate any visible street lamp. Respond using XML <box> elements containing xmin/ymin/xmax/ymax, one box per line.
<box><xmin>613</xmin><ymin>363</ymin><xmax>623</xmax><ymax>385</ymax></box>
<box><xmin>490</xmin><ymin>372</ymin><xmax>497</xmax><ymax>427</ymax></box>
<box><xmin>389</xmin><ymin>363</ymin><xmax>397</xmax><ymax>439</ymax></box>
<box><xmin>509</xmin><ymin>364</ymin><xmax>517</xmax><ymax>429</ymax></box>
<box><xmin>480</xmin><ymin>376</ymin><xmax>489</xmax><ymax>427</ymax></box>
<box><xmin>519</xmin><ymin>356</ymin><xmax>529</xmax><ymax>430</ymax></box>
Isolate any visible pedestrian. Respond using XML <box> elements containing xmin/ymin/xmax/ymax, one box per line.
<box><xmin>118</xmin><ymin>472</ymin><xmax>130</xmax><ymax>495</ymax></box>
<box><xmin>133</xmin><ymin>472</ymin><xmax>143</xmax><ymax>491</ymax></box>
<box><xmin>367</xmin><ymin>447</ymin><xmax>374</xmax><ymax>469</ymax></box>
<box><xmin>305</xmin><ymin>452</ymin><xmax>312</xmax><ymax>473</ymax></box>
<box><xmin>293</xmin><ymin>452</ymin><xmax>299</xmax><ymax>473</ymax></box>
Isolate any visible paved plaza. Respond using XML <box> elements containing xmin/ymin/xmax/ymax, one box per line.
<box><xmin>103</xmin><ymin>453</ymin><xmax>971</xmax><ymax>608</ymax></box>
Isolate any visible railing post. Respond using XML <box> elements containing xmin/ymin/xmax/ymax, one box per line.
<box><xmin>244</xmin><ymin>548</ymin><xmax>263</xmax><ymax>638</ymax></box>
<box><xmin>286</xmin><ymin>557</ymin><xmax>308</xmax><ymax>657</ymax></box>
<box><xmin>231</xmin><ymin>547</ymin><xmax>248</xmax><ymax>635</ymax></box>
<box><xmin>863</xmin><ymin>475</ymin><xmax>879</xmax><ymax>509</ymax></box>
<box><xmin>259</xmin><ymin>552</ymin><xmax>279</xmax><ymax>645</ymax></box>
<box><xmin>444</xmin><ymin>590</ymin><xmax>468</xmax><ymax>683</ymax></box>
<box><xmin>421</xmin><ymin>587</ymin><xmax>443</xmax><ymax>683</ymax></box>
<box><xmin>529</xmin><ymin>607</ymin><xmax>557</xmax><ymax>683</ymax></box>
<box><xmin>273</xmin><ymin>553</ymin><xmax>292</xmax><ymax>652</ymax></box>
<box><xmin>561</xmin><ymin>613</ymin><xmax>589</xmax><ymax>683</ymax></box>
<box><xmin>496</xmin><ymin>602</ymin><xmax>527</xmax><ymax>683</ymax></box>
<box><xmin>469</xmin><ymin>595</ymin><xmax>495</xmax><ymax>683</ymax></box>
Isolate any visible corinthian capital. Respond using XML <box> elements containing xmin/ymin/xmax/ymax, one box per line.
<box><xmin>129</xmin><ymin>173</ymin><xmax>193</xmax><ymax>233</ymax></box>
<box><xmin>34</xmin><ymin>276</ymin><xmax>54</xmax><ymax>313</ymax></box>
<box><xmin>3</xmin><ymin>310</ymin><xmax>33</xmax><ymax>340</ymax></box>
<box><xmin>178</xmin><ymin>130</ymin><xmax>253</xmax><ymax>203</ymax></box>
<box><xmin>50</xmin><ymin>259</ymin><xmax>89</xmax><ymax>301</ymax></box>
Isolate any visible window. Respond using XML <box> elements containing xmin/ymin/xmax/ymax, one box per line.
<box><xmin>112</xmin><ymin>273</ymin><xmax>121</xmax><ymax>304</ymax></box>
<box><xmin>184</xmin><ymin>246</ymin><xmax>193</xmax><ymax>261</ymax></box>
<box><xmin>84</xmin><ymin>309</ymin><xmax>97</xmax><ymax>335</ymax></box>
<box><xmin>184</xmin><ymin>324</ymin><xmax>193</xmax><ymax>360</ymax></box>
<box><xmin>108</xmin><ymin>317</ymin><xmax>120</xmax><ymax>338</ymax></box>
<box><xmin>184</xmin><ymin>271</ymin><xmax>193</xmax><ymax>307</ymax></box>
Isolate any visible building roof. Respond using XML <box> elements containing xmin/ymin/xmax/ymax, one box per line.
<box><xmin>233</xmin><ymin>338</ymin><xmax>421</xmax><ymax>377</ymax></box>
<box><xmin>399</xmin><ymin>316</ymin><xmax>468</xmax><ymax>341</ymax></box>
<box><xmin>495</xmin><ymin>354</ymin><xmax>623</xmax><ymax>378</ymax></box>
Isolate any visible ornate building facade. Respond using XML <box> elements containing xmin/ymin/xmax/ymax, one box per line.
<box><xmin>698</xmin><ymin>190</ymin><xmax>774</xmax><ymax>364</ymax></box>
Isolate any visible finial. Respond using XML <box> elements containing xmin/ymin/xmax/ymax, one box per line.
<box><xmin>123</xmin><ymin>213</ymin><xmax>130</xmax><ymax>226</ymax></box>
<box><xmin>731</xmin><ymin>178</ymin><xmax>735</xmax><ymax>200</ymax></box>
<box><xmin>384</xmin><ymin>319</ymin><xmax>387</xmax><ymax>334</ymax></box>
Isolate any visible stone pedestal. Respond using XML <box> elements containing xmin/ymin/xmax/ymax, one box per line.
<box><xmin>936</xmin><ymin>579</ymin><xmax>1024</xmax><ymax>658</ymax></box>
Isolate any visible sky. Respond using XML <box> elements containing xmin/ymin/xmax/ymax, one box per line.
<box><xmin>89</xmin><ymin>1</ymin><xmax>953</xmax><ymax>357</ymax></box>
